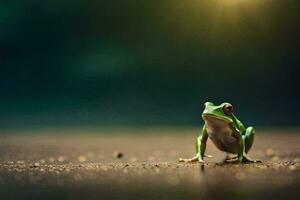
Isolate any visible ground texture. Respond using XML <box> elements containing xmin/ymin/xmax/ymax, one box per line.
<box><xmin>0</xmin><ymin>127</ymin><xmax>299</xmax><ymax>200</ymax></box>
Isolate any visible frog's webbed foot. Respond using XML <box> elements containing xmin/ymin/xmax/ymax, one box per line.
<box><xmin>226</xmin><ymin>155</ymin><xmax>261</xmax><ymax>163</ymax></box>
<box><xmin>242</xmin><ymin>155</ymin><xmax>262</xmax><ymax>163</ymax></box>
<box><xmin>178</xmin><ymin>157</ymin><xmax>200</xmax><ymax>163</ymax></box>
<box><xmin>204</xmin><ymin>154</ymin><xmax>213</xmax><ymax>159</ymax></box>
<box><xmin>222</xmin><ymin>155</ymin><xmax>261</xmax><ymax>163</ymax></box>
<box><xmin>179</xmin><ymin>154</ymin><xmax>210</xmax><ymax>163</ymax></box>
<box><xmin>224</xmin><ymin>156</ymin><xmax>238</xmax><ymax>163</ymax></box>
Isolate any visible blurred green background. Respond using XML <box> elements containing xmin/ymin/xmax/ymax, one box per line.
<box><xmin>0</xmin><ymin>0</ymin><xmax>299</xmax><ymax>128</ymax></box>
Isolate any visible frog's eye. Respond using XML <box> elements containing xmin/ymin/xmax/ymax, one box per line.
<box><xmin>223</xmin><ymin>103</ymin><xmax>233</xmax><ymax>115</ymax></box>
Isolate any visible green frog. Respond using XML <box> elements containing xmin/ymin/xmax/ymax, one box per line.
<box><xmin>179</xmin><ymin>102</ymin><xmax>259</xmax><ymax>163</ymax></box>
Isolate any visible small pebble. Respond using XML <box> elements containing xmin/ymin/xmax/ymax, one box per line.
<box><xmin>272</xmin><ymin>156</ymin><xmax>280</xmax><ymax>161</ymax></box>
<box><xmin>78</xmin><ymin>155</ymin><xmax>87</xmax><ymax>162</ymax></box>
<box><xmin>34</xmin><ymin>162</ymin><xmax>40</xmax><ymax>167</ymax></box>
<box><xmin>57</xmin><ymin>156</ymin><xmax>65</xmax><ymax>162</ymax></box>
<box><xmin>265</xmin><ymin>148</ymin><xmax>275</xmax><ymax>157</ymax></box>
<box><xmin>113</xmin><ymin>151</ymin><xmax>123</xmax><ymax>159</ymax></box>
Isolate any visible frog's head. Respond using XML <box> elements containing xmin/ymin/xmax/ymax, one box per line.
<box><xmin>201</xmin><ymin>102</ymin><xmax>233</xmax><ymax>122</ymax></box>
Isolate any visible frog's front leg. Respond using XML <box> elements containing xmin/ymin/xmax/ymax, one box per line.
<box><xmin>179</xmin><ymin>126</ymin><xmax>211</xmax><ymax>163</ymax></box>
<box><xmin>242</xmin><ymin>126</ymin><xmax>261</xmax><ymax>162</ymax></box>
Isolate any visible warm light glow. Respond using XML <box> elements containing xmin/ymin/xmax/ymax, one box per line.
<box><xmin>218</xmin><ymin>0</ymin><xmax>257</xmax><ymax>7</ymax></box>
<box><xmin>221</xmin><ymin>0</ymin><xmax>250</xmax><ymax>3</ymax></box>
<box><xmin>205</xmin><ymin>0</ymin><xmax>265</xmax><ymax>48</ymax></box>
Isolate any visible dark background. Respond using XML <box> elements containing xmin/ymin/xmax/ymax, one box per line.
<box><xmin>0</xmin><ymin>0</ymin><xmax>299</xmax><ymax>128</ymax></box>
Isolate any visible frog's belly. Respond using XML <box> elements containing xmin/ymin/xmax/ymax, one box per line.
<box><xmin>205</xmin><ymin>119</ymin><xmax>238</xmax><ymax>154</ymax></box>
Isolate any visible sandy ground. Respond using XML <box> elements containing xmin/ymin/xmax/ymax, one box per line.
<box><xmin>0</xmin><ymin>127</ymin><xmax>299</xmax><ymax>200</ymax></box>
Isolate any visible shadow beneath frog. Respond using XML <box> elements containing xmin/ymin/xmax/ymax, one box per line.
<box><xmin>216</xmin><ymin>156</ymin><xmax>263</xmax><ymax>166</ymax></box>
<box><xmin>200</xmin><ymin>163</ymin><xmax>205</xmax><ymax>173</ymax></box>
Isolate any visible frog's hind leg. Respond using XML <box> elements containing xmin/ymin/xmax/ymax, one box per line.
<box><xmin>242</xmin><ymin>127</ymin><xmax>261</xmax><ymax>163</ymax></box>
<box><xmin>243</xmin><ymin>126</ymin><xmax>255</xmax><ymax>153</ymax></box>
<box><xmin>224</xmin><ymin>127</ymin><xmax>258</xmax><ymax>164</ymax></box>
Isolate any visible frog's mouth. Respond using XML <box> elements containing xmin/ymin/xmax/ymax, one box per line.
<box><xmin>202</xmin><ymin>113</ymin><xmax>232</xmax><ymax>123</ymax></box>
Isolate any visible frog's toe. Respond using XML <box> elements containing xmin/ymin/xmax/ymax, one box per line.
<box><xmin>178</xmin><ymin>157</ymin><xmax>199</xmax><ymax>163</ymax></box>
<box><xmin>178</xmin><ymin>158</ymin><xmax>191</xmax><ymax>162</ymax></box>
<box><xmin>242</xmin><ymin>155</ymin><xmax>261</xmax><ymax>163</ymax></box>
<box><xmin>225</xmin><ymin>158</ymin><xmax>238</xmax><ymax>163</ymax></box>
<box><xmin>204</xmin><ymin>154</ymin><xmax>213</xmax><ymax>159</ymax></box>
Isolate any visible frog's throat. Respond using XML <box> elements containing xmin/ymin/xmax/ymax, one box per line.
<box><xmin>201</xmin><ymin>113</ymin><xmax>232</xmax><ymax>123</ymax></box>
